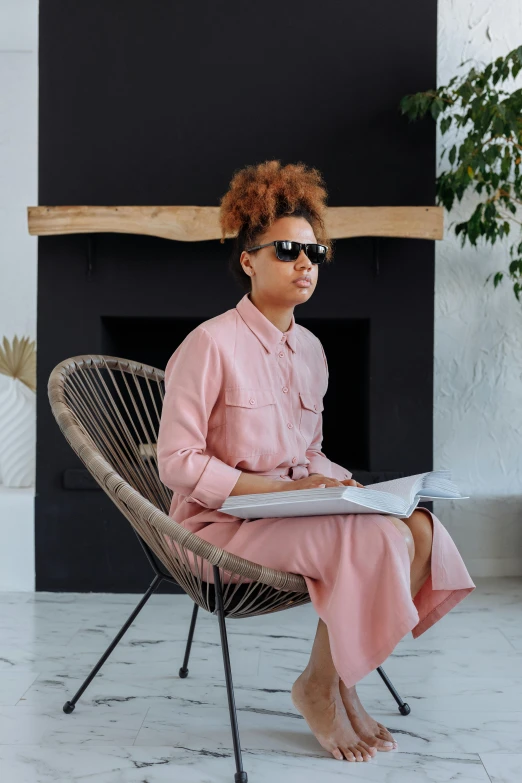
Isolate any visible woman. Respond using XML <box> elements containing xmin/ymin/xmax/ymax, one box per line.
<box><xmin>157</xmin><ymin>160</ymin><xmax>475</xmax><ymax>763</ymax></box>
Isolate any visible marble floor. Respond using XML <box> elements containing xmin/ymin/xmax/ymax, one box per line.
<box><xmin>0</xmin><ymin>578</ymin><xmax>521</xmax><ymax>782</ymax></box>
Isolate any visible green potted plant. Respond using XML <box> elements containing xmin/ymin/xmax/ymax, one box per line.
<box><xmin>399</xmin><ymin>44</ymin><xmax>522</xmax><ymax>301</ymax></box>
<box><xmin>0</xmin><ymin>335</ymin><xmax>36</xmax><ymax>487</ymax></box>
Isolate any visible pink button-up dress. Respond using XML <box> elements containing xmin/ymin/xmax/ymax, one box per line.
<box><xmin>157</xmin><ymin>292</ymin><xmax>475</xmax><ymax>688</ymax></box>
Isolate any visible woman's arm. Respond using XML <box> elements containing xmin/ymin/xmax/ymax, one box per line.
<box><xmin>229</xmin><ymin>472</ymin><xmax>284</xmax><ymax>496</ymax></box>
<box><xmin>157</xmin><ymin>327</ymin><xmax>243</xmax><ymax>509</ymax></box>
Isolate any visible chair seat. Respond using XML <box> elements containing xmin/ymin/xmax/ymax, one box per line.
<box><xmin>200</xmin><ymin>577</ymin><xmax>310</xmax><ymax>617</ymax></box>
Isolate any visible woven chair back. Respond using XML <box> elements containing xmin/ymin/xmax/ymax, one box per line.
<box><xmin>48</xmin><ymin>355</ymin><xmax>309</xmax><ymax>617</ymax></box>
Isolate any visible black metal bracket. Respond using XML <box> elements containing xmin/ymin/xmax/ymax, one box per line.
<box><xmin>86</xmin><ymin>234</ymin><xmax>96</xmax><ymax>278</ymax></box>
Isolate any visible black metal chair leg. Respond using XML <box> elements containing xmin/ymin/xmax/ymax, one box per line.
<box><xmin>63</xmin><ymin>574</ymin><xmax>162</xmax><ymax>714</ymax></box>
<box><xmin>376</xmin><ymin>666</ymin><xmax>411</xmax><ymax>715</ymax></box>
<box><xmin>179</xmin><ymin>602</ymin><xmax>199</xmax><ymax>678</ymax></box>
<box><xmin>213</xmin><ymin>566</ymin><xmax>248</xmax><ymax>783</ymax></box>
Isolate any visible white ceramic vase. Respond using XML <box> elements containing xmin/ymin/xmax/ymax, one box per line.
<box><xmin>0</xmin><ymin>376</ymin><xmax>36</xmax><ymax>487</ymax></box>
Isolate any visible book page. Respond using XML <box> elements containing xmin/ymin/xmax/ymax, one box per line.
<box><xmin>362</xmin><ymin>473</ymin><xmax>426</xmax><ymax>505</ymax></box>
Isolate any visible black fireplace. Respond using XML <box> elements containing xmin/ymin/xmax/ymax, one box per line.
<box><xmin>37</xmin><ymin>0</ymin><xmax>436</xmax><ymax>591</ymax></box>
<box><xmin>36</xmin><ymin>230</ymin><xmax>434</xmax><ymax>591</ymax></box>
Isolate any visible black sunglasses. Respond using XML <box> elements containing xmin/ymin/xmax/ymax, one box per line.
<box><xmin>245</xmin><ymin>240</ymin><xmax>328</xmax><ymax>265</ymax></box>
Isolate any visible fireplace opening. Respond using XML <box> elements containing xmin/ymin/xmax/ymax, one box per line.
<box><xmin>101</xmin><ymin>315</ymin><xmax>203</xmax><ymax>375</ymax></box>
<box><xmin>298</xmin><ymin>317</ymin><xmax>370</xmax><ymax>472</ymax></box>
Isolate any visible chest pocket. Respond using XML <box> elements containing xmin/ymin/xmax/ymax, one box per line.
<box><xmin>225</xmin><ymin>388</ymin><xmax>279</xmax><ymax>457</ymax></box>
<box><xmin>299</xmin><ymin>391</ymin><xmax>323</xmax><ymax>446</ymax></box>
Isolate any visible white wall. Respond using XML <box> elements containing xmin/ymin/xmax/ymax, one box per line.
<box><xmin>433</xmin><ymin>0</ymin><xmax>522</xmax><ymax>576</ymax></box>
<box><xmin>0</xmin><ymin>1</ymin><xmax>520</xmax><ymax>590</ymax></box>
<box><xmin>0</xmin><ymin>0</ymin><xmax>38</xmax><ymax>590</ymax></box>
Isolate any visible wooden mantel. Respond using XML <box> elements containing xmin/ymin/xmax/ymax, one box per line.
<box><xmin>27</xmin><ymin>205</ymin><xmax>443</xmax><ymax>242</ymax></box>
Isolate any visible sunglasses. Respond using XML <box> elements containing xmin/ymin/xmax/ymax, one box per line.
<box><xmin>244</xmin><ymin>240</ymin><xmax>328</xmax><ymax>265</ymax></box>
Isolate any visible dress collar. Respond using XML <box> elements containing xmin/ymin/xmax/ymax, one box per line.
<box><xmin>235</xmin><ymin>293</ymin><xmax>297</xmax><ymax>354</ymax></box>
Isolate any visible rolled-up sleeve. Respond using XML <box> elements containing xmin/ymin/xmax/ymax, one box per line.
<box><xmin>306</xmin><ymin>341</ymin><xmax>352</xmax><ymax>482</ymax></box>
<box><xmin>157</xmin><ymin>327</ymin><xmax>242</xmax><ymax>509</ymax></box>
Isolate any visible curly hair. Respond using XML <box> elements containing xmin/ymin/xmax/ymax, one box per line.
<box><xmin>219</xmin><ymin>160</ymin><xmax>333</xmax><ymax>292</ymax></box>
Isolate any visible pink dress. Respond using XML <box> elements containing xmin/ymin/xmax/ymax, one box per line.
<box><xmin>157</xmin><ymin>292</ymin><xmax>475</xmax><ymax>688</ymax></box>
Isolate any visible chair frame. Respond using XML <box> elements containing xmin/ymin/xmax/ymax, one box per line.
<box><xmin>49</xmin><ymin>354</ymin><xmax>410</xmax><ymax>782</ymax></box>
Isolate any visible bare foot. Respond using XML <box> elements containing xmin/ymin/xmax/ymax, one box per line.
<box><xmin>291</xmin><ymin>672</ymin><xmax>377</xmax><ymax>761</ymax></box>
<box><xmin>340</xmin><ymin>680</ymin><xmax>398</xmax><ymax>752</ymax></box>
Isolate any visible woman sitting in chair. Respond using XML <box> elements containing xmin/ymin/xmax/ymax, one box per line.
<box><xmin>157</xmin><ymin>160</ymin><xmax>475</xmax><ymax>763</ymax></box>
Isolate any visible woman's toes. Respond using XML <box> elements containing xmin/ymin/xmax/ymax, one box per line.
<box><xmin>356</xmin><ymin>742</ymin><xmax>372</xmax><ymax>761</ymax></box>
<box><xmin>371</xmin><ymin>727</ymin><xmax>396</xmax><ymax>749</ymax></box>
<box><xmin>341</xmin><ymin>747</ymin><xmax>356</xmax><ymax>761</ymax></box>
<box><xmin>330</xmin><ymin>747</ymin><xmax>344</xmax><ymax>761</ymax></box>
<box><xmin>377</xmin><ymin>722</ymin><xmax>396</xmax><ymax>743</ymax></box>
<box><xmin>375</xmin><ymin>740</ymin><xmax>396</xmax><ymax>751</ymax></box>
<box><xmin>359</xmin><ymin>740</ymin><xmax>377</xmax><ymax>758</ymax></box>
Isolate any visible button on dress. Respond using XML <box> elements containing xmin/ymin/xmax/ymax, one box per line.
<box><xmin>157</xmin><ymin>292</ymin><xmax>475</xmax><ymax>688</ymax></box>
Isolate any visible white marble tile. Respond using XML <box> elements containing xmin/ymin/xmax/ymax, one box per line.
<box><xmin>134</xmin><ymin>700</ymin><xmax>309</xmax><ymax>753</ymax></box>
<box><xmin>0</xmin><ymin>603</ymin><xmax>80</xmax><ymax>647</ymax></box>
<box><xmin>63</xmin><ymin>615</ymin><xmax>213</xmax><ymax>651</ymax></box>
<box><xmin>384</xmin><ymin>709</ymin><xmax>522</xmax><ymax>754</ymax></box>
<box><xmin>0</xmin><ymin>703</ymin><xmax>148</xmax><ymax>745</ymax></box>
<box><xmin>0</xmin><ymin>642</ymin><xmax>86</xmax><ymax>672</ymax></box>
<box><xmin>62</xmin><ymin>632</ymin><xmax>260</xmax><ymax>679</ymax></box>
<box><xmin>29</xmin><ymin>592</ymin><xmax>147</xmax><ymax>606</ymax></box>
<box><xmin>0</xmin><ymin>670</ymin><xmax>38</xmax><ymax>705</ymax></box>
<box><xmin>356</xmin><ymin>671</ymin><xmax>522</xmax><ymax>712</ymax></box>
<box><xmin>0</xmin><ymin>746</ymin><xmax>492</xmax><ymax>783</ymax></box>
<box><xmin>400</xmin><ymin>610</ymin><xmax>517</xmax><ymax>646</ymax></box>
<box><xmin>257</xmin><ymin>641</ymin><xmax>522</xmax><ymax>683</ymax></box>
<box><xmin>494</xmin><ymin>620</ymin><xmax>522</xmax><ymax>652</ymax></box>
<box><xmin>0</xmin><ymin>591</ymin><xmax>32</xmax><ymax>605</ymax></box>
<box><xmin>479</xmin><ymin>753</ymin><xmax>522</xmax><ymax>783</ymax></box>
<box><xmin>135</xmin><ymin>697</ymin><xmax>522</xmax><ymax>756</ymax></box>
<box><xmin>18</xmin><ymin>673</ymin><xmax>220</xmax><ymax>712</ymax></box>
<box><xmin>451</xmin><ymin>577</ymin><xmax>522</xmax><ymax>613</ymax></box>
<box><xmin>382</xmin><ymin>647</ymin><xmax>522</xmax><ymax>681</ymax></box>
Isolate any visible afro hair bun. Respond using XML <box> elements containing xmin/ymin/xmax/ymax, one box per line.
<box><xmin>219</xmin><ymin>160</ymin><xmax>330</xmax><ymax>247</ymax></box>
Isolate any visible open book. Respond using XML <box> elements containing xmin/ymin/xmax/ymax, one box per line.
<box><xmin>218</xmin><ymin>470</ymin><xmax>469</xmax><ymax>520</ymax></box>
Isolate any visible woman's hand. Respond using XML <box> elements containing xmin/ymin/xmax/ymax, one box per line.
<box><xmin>276</xmin><ymin>474</ymin><xmax>364</xmax><ymax>491</ymax></box>
<box><xmin>311</xmin><ymin>472</ymin><xmax>365</xmax><ymax>488</ymax></box>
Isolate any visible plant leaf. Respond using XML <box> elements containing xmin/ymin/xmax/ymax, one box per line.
<box><xmin>0</xmin><ymin>335</ymin><xmax>36</xmax><ymax>391</ymax></box>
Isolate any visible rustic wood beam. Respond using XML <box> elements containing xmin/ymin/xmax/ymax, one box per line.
<box><xmin>27</xmin><ymin>204</ymin><xmax>443</xmax><ymax>241</ymax></box>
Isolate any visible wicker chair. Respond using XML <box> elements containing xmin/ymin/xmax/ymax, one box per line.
<box><xmin>48</xmin><ymin>354</ymin><xmax>410</xmax><ymax>782</ymax></box>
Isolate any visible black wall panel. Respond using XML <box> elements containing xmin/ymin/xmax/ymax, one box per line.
<box><xmin>37</xmin><ymin>0</ymin><xmax>437</xmax><ymax>591</ymax></box>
